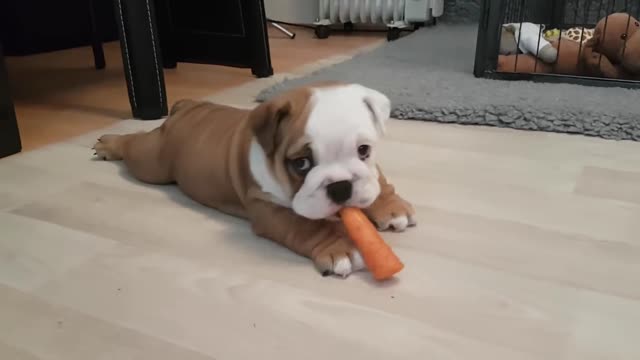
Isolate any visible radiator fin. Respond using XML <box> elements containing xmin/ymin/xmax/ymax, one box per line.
<box><xmin>319</xmin><ymin>0</ymin><xmax>445</xmax><ymax>24</ymax></box>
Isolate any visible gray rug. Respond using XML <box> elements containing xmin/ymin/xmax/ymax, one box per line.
<box><xmin>256</xmin><ymin>24</ymin><xmax>640</xmax><ymax>141</ymax></box>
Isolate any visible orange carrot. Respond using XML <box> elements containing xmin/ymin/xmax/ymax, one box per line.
<box><xmin>340</xmin><ymin>207</ymin><xmax>404</xmax><ymax>281</ymax></box>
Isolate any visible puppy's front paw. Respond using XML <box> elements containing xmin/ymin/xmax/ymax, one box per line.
<box><xmin>312</xmin><ymin>237</ymin><xmax>365</xmax><ymax>278</ymax></box>
<box><xmin>366</xmin><ymin>194</ymin><xmax>416</xmax><ymax>232</ymax></box>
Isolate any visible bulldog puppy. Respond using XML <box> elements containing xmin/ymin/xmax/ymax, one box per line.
<box><xmin>93</xmin><ymin>83</ymin><xmax>416</xmax><ymax>277</ymax></box>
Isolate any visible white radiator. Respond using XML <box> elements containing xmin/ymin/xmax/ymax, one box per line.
<box><xmin>316</xmin><ymin>0</ymin><xmax>444</xmax><ymax>26</ymax></box>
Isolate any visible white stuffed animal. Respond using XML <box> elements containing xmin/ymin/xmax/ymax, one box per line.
<box><xmin>503</xmin><ymin>22</ymin><xmax>558</xmax><ymax>63</ymax></box>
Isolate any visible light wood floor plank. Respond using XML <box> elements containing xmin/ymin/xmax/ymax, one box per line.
<box><xmin>0</xmin><ymin>161</ymin><xmax>80</xmax><ymax>211</ymax></box>
<box><xmin>0</xmin><ymin>213</ymin><xmax>115</xmax><ymax>292</ymax></box>
<box><xmin>7</xmin><ymin>177</ymin><xmax>639</xmax><ymax>358</ymax></box>
<box><xmin>574</xmin><ymin>166</ymin><xmax>640</xmax><ymax>205</ymax></box>
<box><xmin>0</xmin><ymin>340</ymin><xmax>42</xmax><ymax>360</ymax></box>
<box><xmin>401</xmin><ymin>205</ymin><xmax>640</xmax><ymax>300</ymax></box>
<box><xmin>23</xmin><ymin>237</ymin><xmax>639</xmax><ymax>360</ymax></box>
<box><xmin>2</xmin><ymin>54</ymin><xmax>640</xmax><ymax>359</ymax></box>
<box><xmin>386</xmin><ymin>120</ymin><xmax>640</xmax><ymax>172</ymax></box>
<box><xmin>0</xmin><ymin>284</ymin><xmax>216</xmax><ymax>360</ymax></box>
<box><xmin>378</xmin><ymin>140</ymin><xmax>582</xmax><ymax>193</ymax></box>
<box><xmin>387</xmin><ymin>171</ymin><xmax>640</xmax><ymax>246</ymax></box>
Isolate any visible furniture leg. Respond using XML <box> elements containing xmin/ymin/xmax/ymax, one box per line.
<box><xmin>112</xmin><ymin>0</ymin><xmax>168</xmax><ymax>120</ymax></box>
<box><xmin>89</xmin><ymin>0</ymin><xmax>106</xmax><ymax>70</ymax></box>
<box><xmin>0</xmin><ymin>43</ymin><xmax>21</xmax><ymax>159</ymax></box>
<box><xmin>248</xmin><ymin>0</ymin><xmax>273</xmax><ymax>78</ymax></box>
<box><xmin>154</xmin><ymin>0</ymin><xmax>178</xmax><ymax>69</ymax></box>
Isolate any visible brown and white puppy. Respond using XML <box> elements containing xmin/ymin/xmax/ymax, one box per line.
<box><xmin>93</xmin><ymin>83</ymin><xmax>415</xmax><ymax>277</ymax></box>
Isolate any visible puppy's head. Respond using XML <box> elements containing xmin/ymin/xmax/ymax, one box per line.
<box><xmin>249</xmin><ymin>83</ymin><xmax>390</xmax><ymax>220</ymax></box>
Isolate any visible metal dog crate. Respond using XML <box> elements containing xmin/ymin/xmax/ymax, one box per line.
<box><xmin>473</xmin><ymin>0</ymin><xmax>640</xmax><ymax>89</ymax></box>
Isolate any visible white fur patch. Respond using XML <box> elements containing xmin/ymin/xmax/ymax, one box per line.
<box><xmin>248</xmin><ymin>138</ymin><xmax>291</xmax><ymax>207</ymax></box>
<box><xmin>378</xmin><ymin>215</ymin><xmax>416</xmax><ymax>232</ymax></box>
<box><xmin>389</xmin><ymin>216</ymin><xmax>410</xmax><ymax>231</ymax></box>
<box><xmin>350</xmin><ymin>250</ymin><xmax>365</xmax><ymax>271</ymax></box>
<box><xmin>332</xmin><ymin>249</ymin><xmax>366</xmax><ymax>277</ymax></box>
<box><xmin>333</xmin><ymin>256</ymin><xmax>353</xmax><ymax>277</ymax></box>
<box><xmin>291</xmin><ymin>84</ymin><xmax>391</xmax><ymax>219</ymax></box>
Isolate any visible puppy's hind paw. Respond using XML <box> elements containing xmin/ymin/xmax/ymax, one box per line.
<box><xmin>92</xmin><ymin>134</ymin><xmax>123</xmax><ymax>161</ymax></box>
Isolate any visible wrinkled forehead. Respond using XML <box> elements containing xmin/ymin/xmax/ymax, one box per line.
<box><xmin>303</xmin><ymin>85</ymin><xmax>378</xmax><ymax>159</ymax></box>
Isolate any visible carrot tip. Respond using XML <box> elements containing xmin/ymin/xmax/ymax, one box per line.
<box><xmin>339</xmin><ymin>207</ymin><xmax>405</xmax><ymax>281</ymax></box>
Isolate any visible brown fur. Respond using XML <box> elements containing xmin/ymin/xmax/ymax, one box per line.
<box><xmin>550</xmin><ymin>39</ymin><xmax>587</xmax><ymax>76</ymax></box>
<box><xmin>93</xmin><ymin>84</ymin><xmax>414</xmax><ymax>276</ymax></box>
<box><xmin>497</xmin><ymin>54</ymin><xmax>553</xmax><ymax>73</ymax></box>
<box><xmin>283</xmin><ymin>143</ymin><xmax>313</xmax><ymax>194</ymax></box>
<box><xmin>583</xmin><ymin>13</ymin><xmax>640</xmax><ymax>79</ymax></box>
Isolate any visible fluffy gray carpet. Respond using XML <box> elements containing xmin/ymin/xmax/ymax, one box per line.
<box><xmin>256</xmin><ymin>24</ymin><xmax>640</xmax><ymax>141</ymax></box>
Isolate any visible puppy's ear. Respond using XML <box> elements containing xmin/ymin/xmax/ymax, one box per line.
<box><xmin>356</xmin><ymin>85</ymin><xmax>391</xmax><ymax>135</ymax></box>
<box><xmin>249</xmin><ymin>98</ymin><xmax>291</xmax><ymax>156</ymax></box>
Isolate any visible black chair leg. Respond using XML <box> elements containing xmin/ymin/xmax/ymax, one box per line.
<box><xmin>0</xmin><ymin>44</ymin><xmax>22</xmax><ymax>159</ymax></box>
<box><xmin>154</xmin><ymin>0</ymin><xmax>178</xmax><ymax>69</ymax></box>
<box><xmin>248</xmin><ymin>0</ymin><xmax>273</xmax><ymax>78</ymax></box>
<box><xmin>112</xmin><ymin>0</ymin><xmax>168</xmax><ymax>120</ymax></box>
<box><xmin>89</xmin><ymin>0</ymin><xmax>106</xmax><ymax>70</ymax></box>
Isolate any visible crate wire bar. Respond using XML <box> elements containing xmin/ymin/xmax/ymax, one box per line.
<box><xmin>474</xmin><ymin>0</ymin><xmax>640</xmax><ymax>89</ymax></box>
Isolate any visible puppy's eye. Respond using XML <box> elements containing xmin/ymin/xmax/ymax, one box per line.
<box><xmin>357</xmin><ymin>144</ymin><xmax>371</xmax><ymax>160</ymax></box>
<box><xmin>621</xmin><ymin>33</ymin><xmax>628</xmax><ymax>40</ymax></box>
<box><xmin>289</xmin><ymin>157</ymin><xmax>313</xmax><ymax>176</ymax></box>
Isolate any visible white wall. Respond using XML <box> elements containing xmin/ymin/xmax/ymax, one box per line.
<box><xmin>264</xmin><ymin>0</ymin><xmax>319</xmax><ymax>24</ymax></box>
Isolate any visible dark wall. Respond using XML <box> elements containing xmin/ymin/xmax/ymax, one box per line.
<box><xmin>0</xmin><ymin>0</ymin><xmax>118</xmax><ymax>56</ymax></box>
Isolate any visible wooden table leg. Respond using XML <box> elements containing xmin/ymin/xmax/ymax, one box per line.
<box><xmin>112</xmin><ymin>0</ymin><xmax>168</xmax><ymax>120</ymax></box>
<box><xmin>0</xmin><ymin>43</ymin><xmax>21</xmax><ymax>159</ymax></box>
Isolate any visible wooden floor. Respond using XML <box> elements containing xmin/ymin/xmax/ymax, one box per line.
<box><xmin>1</xmin><ymin>107</ymin><xmax>639</xmax><ymax>359</ymax></box>
<box><xmin>6</xmin><ymin>27</ymin><xmax>384</xmax><ymax>151</ymax></box>
<box><xmin>2</xmin><ymin>26</ymin><xmax>640</xmax><ymax>360</ymax></box>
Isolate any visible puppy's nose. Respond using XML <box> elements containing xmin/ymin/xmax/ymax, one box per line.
<box><xmin>326</xmin><ymin>180</ymin><xmax>353</xmax><ymax>204</ymax></box>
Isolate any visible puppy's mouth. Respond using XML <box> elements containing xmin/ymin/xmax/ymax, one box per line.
<box><xmin>325</xmin><ymin>207</ymin><xmax>345</xmax><ymax>222</ymax></box>
<box><xmin>324</xmin><ymin>198</ymin><xmax>374</xmax><ymax>221</ymax></box>
<box><xmin>325</xmin><ymin>205</ymin><xmax>355</xmax><ymax>222</ymax></box>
